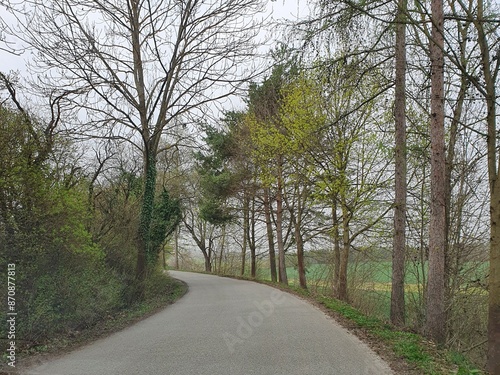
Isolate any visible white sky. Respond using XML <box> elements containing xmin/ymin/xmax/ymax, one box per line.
<box><xmin>0</xmin><ymin>0</ymin><xmax>310</xmax><ymax>75</ymax></box>
<box><xmin>0</xmin><ymin>0</ymin><xmax>311</xmax><ymax>124</ymax></box>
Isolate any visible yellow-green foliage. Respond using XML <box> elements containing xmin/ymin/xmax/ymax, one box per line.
<box><xmin>245</xmin><ymin>73</ymin><xmax>326</xmax><ymax>186</ymax></box>
<box><xmin>279</xmin><ymin>74</ymin><xmax>326</xmax><ymax>152</ymax></box>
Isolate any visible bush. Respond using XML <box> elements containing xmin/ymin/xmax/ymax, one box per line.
<box><xmin>0</xmin><ymin>105</ymin><xmax>128</xmax><ymax>348</ymax></box>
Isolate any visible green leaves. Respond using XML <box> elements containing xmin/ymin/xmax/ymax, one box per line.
<box><xmin>195</xmin><ymin>123</ymin><xmax>239</xmax><ymax>226</ymax></box>
<box><xmin>246</xmin><ymin>70</ymin><xmax>326</xmax><ymax>187</ymax></box>
<box><xmin>148</xmin><ymin>189</ymin><xmax>182</xmax><ymax>263</ymax></box>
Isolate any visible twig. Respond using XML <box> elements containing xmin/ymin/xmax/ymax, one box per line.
<box><xmin>462</xmin><ymin>339</ymin><xmax>487</xmax><ymax>353</ymax></box>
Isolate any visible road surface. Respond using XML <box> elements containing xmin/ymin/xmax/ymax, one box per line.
<box><xmin>23</xmin><ymin>271</ymin><xmax>393</xmax><ymax>375</ymax></box>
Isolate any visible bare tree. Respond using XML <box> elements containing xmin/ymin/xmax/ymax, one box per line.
<box><xmin>183</xmin><ymin>207</ymin><xmax>216</xmax><ymax>273</ymax></box>
<box><xmin>19</xmin><ymin>0</ymin><xmax>265</xmax><ymax>291</ymax></box>
<box><xmin>0</xmin><ymin>1</ymin><xmax>21</xmax><ymax>55</ymax></box>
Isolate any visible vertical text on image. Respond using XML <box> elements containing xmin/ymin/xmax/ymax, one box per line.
<box><xmin>6</xmin><ymin>263</ymin><xmax>16</xmax><ymax>368</ymax></box>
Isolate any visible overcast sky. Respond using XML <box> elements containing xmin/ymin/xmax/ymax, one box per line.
<box><xmin>0</xmin><ymin>0</ymin><xmax>309</xmax><ymax>74</ymax></box>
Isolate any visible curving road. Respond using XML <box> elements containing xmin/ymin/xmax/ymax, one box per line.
<box><xmin>23</xmin><ymin>271</ymin><xmax>393</xmax><ymax>375</ymax></box>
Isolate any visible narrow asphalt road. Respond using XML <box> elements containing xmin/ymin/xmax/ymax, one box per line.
<box><xmin>23</xmin><ymin>271</ymin><xmax>393</xmax><ymax>375</ymax></box>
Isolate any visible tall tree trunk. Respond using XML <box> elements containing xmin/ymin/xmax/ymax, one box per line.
<box><xmin>425</xmin><ymin>0</ymin><xmax>446</xmax><ymax>344</ymax></box>
<box><xmin>471</xmin><ymin>0</ymin><xmax>500</xmax><ymax>369</ymax></box>
<box><xmin>206</xmin><ymin>228</ymin><xmax>213</xmax><ymax>273</ymax></box>
<box><xmin>250</xmin><ymin>196</ymin><xmax>257</xmax><ymax>278</ymax></box>
<box><xmin>136</xmin><ymin>151</ymin><xmax>158</xmax><ymax>289</ymax></box>
<box><xmin>264</xmin><ymin>188</ymin><xmax>278</xmax><ymax>282</ymax></box>
<box><xmin>338</xmin><ymin>203</ymin><xmax>350</xmax><ymax>302</ymax></box>
<box><xmin>133</xmin><ymin>0</ymin><xmax>152</xmax><ymax>291</ymax></box>
<box><xmin>489</xmin><ymin>182</ymin><xmax>500</xmax><ymax>374</ymax></box>
<box><xmin>162</xmin><ymin>245</ymin><xmax>167</xmax><ymax>270</ymax></box>
<box><xmin>184</xmin><ymin>215</ymin><xmax>212</xmax><ymax>273</ymax></box>
<box><xmin>276</xmin><ymin>165</ymin><xmax>288</xmax><ymax>285</ymax></box>
<box><xmin>391</xmin><ymin>0</ymin><xmax>407</xmax><ymax>327</ymax></box>
<box><xmin>444</xmin><ymin>39</ymin><xmax>467</xmax><ymax>339</ymax></box>
<box><xmin>291</xmin><ymin>206</ymin><xmax>307</xmax><ymax>289</ymax></box>
<box><xmin>241</xmin><ymin>196</ymin><xmax>249</xmax><ymax>276</ymax></box>
<box><xmin>203</xmin><ymin>224</ymin><xmax>212</xmax><ymax>273</ymax></box>
<box><xmin>295</xmin><ymin>219</ymin><xmax>307</xmax><ymax>289</ymax></box>
<box><xmin>419</xmin><ymin>166</ymin><xmax>428</xmax><ymax>305</ymax></box>
<box><xmin>218</xmin><ymin>224</ymin><xmax>226</xmax><ymax>274</ymax></box>
<box><xmin>174</xmin><ymin>226</ymin><xmax>180</xmax><ymax>270</ymax></box>
<box><xmin>468</xmin><ymin>0</ymin><xmax>500</xmax><ymax>374</ymax></box>
<box><xmin>332</xmin><ymin>204</ymin><xmax>341</xmax><ymax>298</ymax></box>
<box><xmin>204</xmin><ymin>255</ymin><xmax>212</xmax><ymax>273</ymax></box>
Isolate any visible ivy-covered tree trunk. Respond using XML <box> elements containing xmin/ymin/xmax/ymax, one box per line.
<box><xmin>136</xmin><ymin>151</ymin><xmax>158</xmax><ymax>286</ymax></box>
<box><xmin>174</xmin><ymin>227</ymin><xmax>180</xmax><ymax>270</ymax></box>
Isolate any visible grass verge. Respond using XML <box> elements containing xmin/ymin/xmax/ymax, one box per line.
<box><xmin>314</xmin><ymin>294</ymin><xmax>483</xmax><ymax>375</ymax></box>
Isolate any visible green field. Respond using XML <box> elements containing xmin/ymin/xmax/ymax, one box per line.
<box><xmin>249</xmin><ymin>260</ymin><xmax>489</xmax><ymax>322</ymax></box>
<box><xmin>254</xmin><ymin>260</ymin><xmax>488</xmax><ymax>286</ymax></box>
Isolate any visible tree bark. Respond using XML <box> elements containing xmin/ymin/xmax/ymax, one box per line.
<box><xmin>264</xmin><ymin>187</ymin><xmax>278</xmax><ymax>282</ymax></box>
<box><xmin>249</xmin><ymin>196</ymin><xmax>257</xmax><ymax>278</ymax></box>
<box><xmin>276</xmin><ymin>163</ymin><xmax>288</xmax><ymax>285</ymax></box>
<box><xmin>338</xmin><ymin>202</ymin><xmax>350</xmax><ymax>302</ymax></box>
<box><xmin>391</xmin><ymin>0</ymin><xmax>407</xmax><ymax>327</ymax></box>
<box><xmin>218</xmin><ymin>224</ymin><xmax>226</xmax><ymax>274</ymax></box>
<box><xmin>489</xmin><ymin>182</ymin><xmax>500</xmax><ymax>374</ymax></box>
<box><xmin>295</xmin><ymin>220</ymin><xmax>307</xmax><ymax>289</ymax></box>
<box><xmin>241</xmin><ymin>196</ymin><xmax>249</xmax><ymax>276</ymax></box>
<box><xmin>474</xmin><ymin>0</ymin><xmax>500</xmax><ymax>367</ymax></box>
<box><xmin>332</xmin><ymin>204</ymin><xmax>341</xmax><ymax>298</ymax></box>
<box><xmin>425</xmin><ymin>0</ymin><xmax>446</xmax><ymax>344</ymax></box>
<box><xmin>291</xmin><ymin>207</ymin><xmax>307</xmax><ymax>289</ymax></box>
<box><xmin>204</xmin><ymin>255</ymin><xmax>212</xmax><ymax>273</ymax></box>
<box><xmin>443</xmin><ymin>32</ymin><xmax>468</xmax><ymax>337</ymax></box>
